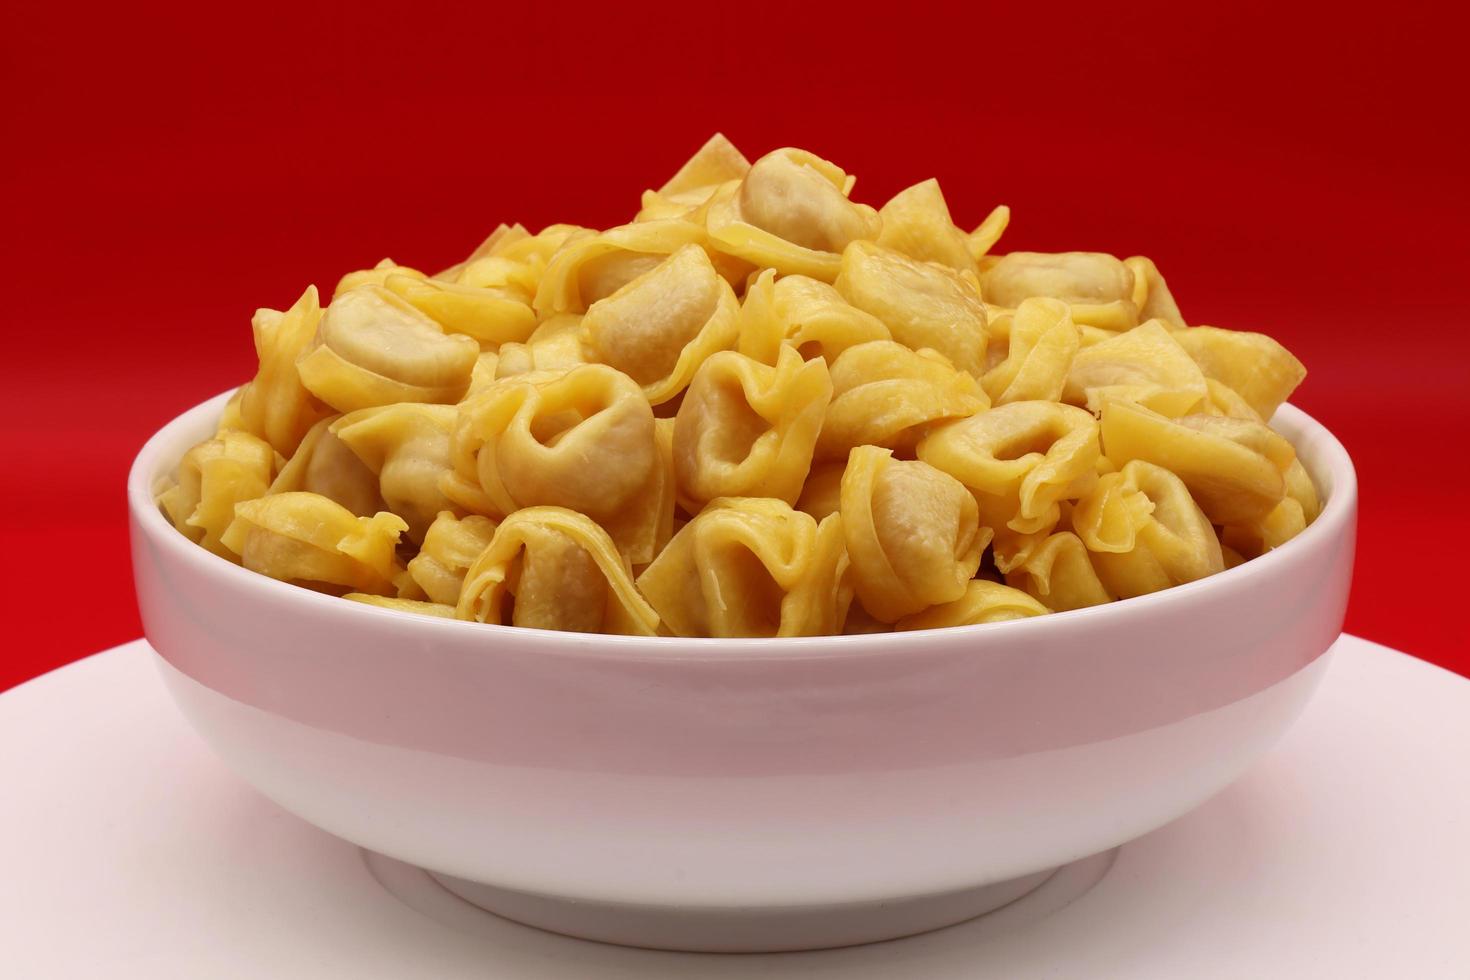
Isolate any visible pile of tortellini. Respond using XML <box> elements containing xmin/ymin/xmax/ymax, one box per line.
<box><xmin>158</xmin><ymin>134</ymin><xmax>1318</xmax><ymax>638</ymax></box>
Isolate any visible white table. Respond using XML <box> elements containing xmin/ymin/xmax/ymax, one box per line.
<box><xmin>2</xmin><ymin>636</ymin><xmax>1467</xmax><ymax>978</ymax></box>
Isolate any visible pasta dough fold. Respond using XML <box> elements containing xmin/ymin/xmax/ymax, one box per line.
<box><xmin>580</xmin><ymin>244</ymin><xmax>740</xmax><ymax>406</ymax></box>
<box><xmin>917</xmin><ymin>401</ymin><xmax>1101</xmax><ymax>570</ymax></box>
<box><xmin>332</xmin><ymin>403</ymin><xmax>459</xmax><ymax>542</ymax></box>
<box><xmin>444</xmin><ymin>364</ymin><xmax>668</xmax><ymax>563</ymax></box>
<box><xmin>1064</xmin><ymin>320</ymin><xmax>1208</xmax><ymax>416</ymax></box>
<box><xmin>296</xmin><ymin>285</ymin><xmax>479</xmax><ymax>412</ymax></box>
<box><xmin>896</xmin><ymin>580</ymin><xmax>1049</xmax><ymax>630</ymax></box>
<box><xmin>1172</xmin><ymin>326</ymin><xmax>1306</xmax><ymax>420</ymax></box>
<box><xmin>1069</xmin><ymin>460</ymin><xmax>1224</xmax><ymax>598</ymax></box>
<box><xmin>875</xmin><ymin>178</ymin><xmax>977</xmax><ymax>274</ymax></box>
<box><xmin>818</xmin><ymin>341</ymin><xmax>988</xmax><ymax>460</ymax></box>
<box><xmin>1100</xmin><ymin>400</ymin><xmax>1294</xmax><ymax>525</ymax></box>
<box><xmin>220</xmin><ymin>492</ymin><xmax>409</xmax><ymax>596</ymax></box>
<box><xmin>239</xmin><ymin>286</ymin><xmax>331</xmax><ymax>456</ymax></box>
<box><xmin>736</xmin><ymin>269</ymin><xmax>890</xmax><ymax>365</ymax></box>
<box><xmin>840</xmin><ymin>446</ymin><xmax>987</xmax><ymax>622</ymax></box>
<box><xmin>982</xmin><ymin>298</ymin><xmax>1081</xmax><ymax>405</ymax></box>
<box><xmin>406</xmin><ymin>511</ymin><xmax>499</xmax><ymax>606</ymax></box>
<box><xmin>159</xmin><ymin>430</ymin><xmax>278</xmax><ymax>558</ymax></box>
<box><xmin>636</xmin><ymin>498</ymin><xmax>848</xmax><ymax>637</ymax></box>
<box><xmin>674</xmin><ymin>346</ymin><xmax>832</xmax><ymax>508</ymax></box>
<box><xmin>706</xmin><ymin>148</ymin><xmax>881</xmax><ymax>281</ymax></box>
<box><xmin>268</xmin><ymin>415</ymin><xmax>383</xmax><ymax>517</ymax></box>
<box><xmin>982</xmin><ymin>252</ymin><xmax>1139</xmax><ymax>330</ymax></box>
<box><xmin>834</xmin><ymin>240</ymin><xmax>988</xmax><ymax>376</ymax></box>
<box><xmin>456</xmin><ymin>507</ymin><xmax>658</xmax><ymax>635</ymax></box>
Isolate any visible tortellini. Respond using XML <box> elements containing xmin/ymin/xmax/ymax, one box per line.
<box><xmin>238</xmin><ymin>286</ymin><xmax>331</xmax><ymax>456</ymax></box>
<box><xmin>1063</xmin><ymin>320</ymin><xmax>1207</xmax><ymax>416</ymax></box>
<box><xmin>296</xmin><ymin>285</ymin><xmax>479</xmax><ymax>412</ymax></box>
<box><xmin>637</xmin><ymin>497</ymin><xmax>848</xmax><ymax>637</ymax></box>
<box><xmin>674</xmin><ymin>346</ymin><xmax>832</xmax><ymax>508</ymax></box>
<box><xmin>875</xmin><ymin>179</ymin><xmax>977</xmax><ymax>275</ymax></box>
<box><xmin>1173</xmin><ymin>326</ymin><xmax>1306</xmax><ymax>420</ymax></box>
<box><xmin>736</xmin><ymin>269</ymin><xmax>890</xmax><ymax>365</ymax></box>
<box><xmin>164</xmin><ymin>134</ymin><xmax>1322</xmax><ymax>636</ymax></box>
<box><xmin>706</xmin><ymin>148</ymin><xmax>881</xmax><ymax>280</ymax></box>
<box><xmin>1069</xmin><ymin>460</ymin><xmax>1225</xmax><ymax>599</ymax></box>
<box><xmin>918</xmin><ymin>401</ymin><xmax>1101</xmax><ymax>570</ymax></box>
<box><xmin>383</xmin><ymin>273</ymin><xmax>536</xmax><ymax>347</ymax></box>
<box><xmin>834</xmin><ymin>241</ymin><xmax>988</xmax><ymax>376</ymax></box>
<box><xmin>1099</xmin><ymin>400</ymin><xmax>1294</xmax><ymax>525</ymax></box>
<box><xmin>457</xmin><ymin>507</ymin><xmax>659</xmax><ymax>635</ymax></box>
<box><xmin>1004</xmin><ymin>531</ymin><xmax>1114</xmax><ymax>611</ymax></box>
<box><xmin>840</xmin><ymin>447</ymin><xmax>987</xmax><ymax>622</ymax></box>
<box><xmin>982</xmin><ymin>298</ymin><xmax>1081</xmax><ymax>405</ymax></box>
<box><xmin>818</xmin><ymin>341</ymin><xmax>988</xmax><ymax>460</ymax></box>
<box><xmin>982</xmin><ymin>251</ymin><xmax>1139</xmax><ymax>331</ymax></box>
<box><xmin>896</xmin><ymin>580</ymin><xmax>1049</xmax><ymax>630</ymax></box>
<box><xmin>444</xmin><ymin>364</ymin><xmax>669</xmax><ymax>564</ymax></box>
<box><xmin>269</xmin><ymin>415</ymin><xmax>383</xmax><ymax>517</ymax></box>
<box><xmin>159</xmin><ymin>430</ymin><xmax>278</xmax><ymax>558</ymax></box>
<box><xmin>405</xmin><ymin>511</ymin><xmax>498</xmax><ymax>606</ymax></box>
<box><xmin>579</xmin><ymin>244</ymin><xmax>740</xmax><ymax>406</ymax></box>
<box><xmin>220</xmin><ymin>492</ymin><xmax>409</xmax><ymax>596</ymax></box>
<box><xmin>332</xmin><ymin>403</ymin><xmax>459</xmax><ymax>542</ymax></box>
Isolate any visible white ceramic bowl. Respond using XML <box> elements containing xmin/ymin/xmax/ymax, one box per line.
<box><xmin>129</xmin><ymin>391</ymin><xmax>1356</xmax><ymax>952</ymax></box>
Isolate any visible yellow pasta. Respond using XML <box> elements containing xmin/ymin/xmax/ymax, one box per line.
<box><xmin>918</xmin><ymin>401</ymin><xmax>1101</xmax><ymax>570</ymax></box>
<box><xmin>494</xmin><ymin>314</ymin><xmax>588</xmax><ymax>379</ymax></box>
<box><xmin>1070</xmin><ymin>460</ymin><xmax>1224</xmax><ymax>599</ymax></box>
<box><xmin>1123</xmin><ymin>256</ymin><xmax>1185</xmax><ymax>326</ymax></box>
<box><xmin>332</xmin><ymin>403</ymin><xmax>459</xmax><ymax>542</ymax></box>
<box><xmin>164</xmin><ymin>134</ymin><xmax>1320</xmax><ymax>636</ymax></box>
<box><xmin>268</xmin><ymin>415</ymin><xmax>383</xmax><ymax>517</ymax></box>
<box><xmin>818</xmin><ymin>340</ymin><xmax>988</xmax><ymax>460</ymax></box>
<box><xmin>383</xmin><ymin>273</ymin><xmax>536</xmax><ymax>347</ymax></box>
<box><xmin>841</xmin><ymin>446</ymin><xmax>987</xmax><ymax>622</ymax></box>
<box><xmin>673</xmin><ymin>346</ymin><xmax>832</xmax><ymax>508</ymax></box>
<box><xmin>875</xmin><ymin>178</ymin><xmax>977</xmax><ymax>274</ymax></box>
<box><xmin>580</xmin><ymin>244</ymin><xmax>740</xmax><ymax>406</ymax></box>
<box><xmin>159</xmin><ymin>430</ymin><xmax>278</xmax><ymax>558</ymax></box>
<box><xmin>1172</xmin><ymin>326</ymin><xmax>1307</xmax><ymax>420</ymax></box>
<box><xmin>1099</xmin><ymin>400</ymin><xmax>1294</xmax><ymax>525</ymax></box>
<box><xmin>296</xmin><ymin>285</ymin><xmax>479</xmax><ymax>412</ymax></box>
<box><xmin>982</xmin><ymin>251</ymin><xmax>1139</xmax><ymax>331</ymax></box>
<box><xmin>736</xmin><ymin>268</ymin><xmax>890</xmax><ymax>365</ymax></box>
<box><xmin>220</xmin><ymin>492</ymin><xmax>409</xmax><ymax>596</ymax></box>
<box><xmin>896</xmin><ymin>580</ymin><xmax>1049</xmax><ymax>630</ymax></box>
<box><xmin>982</xmin><ymin>298</ymin><xmax>1081</xmax><ymax>405</ymax></box>
<box><xmin>405</xmin><ymin>511</ymin><xmax>498</xmax><ymax>606</ymax></box>
<box><xmin>705</xmin><ymin>148</ymin><xmax>881</xmax><ymax>280</ymax></box>
<box><xmin>636</xmin><ymin>497</ymin><xmax>848</xmax><ymax>637</ymax></box>
<box><xmin>1004</xmin><ymin>531</ymin><xmax>1114</xmax><ymax>611</ymax></box>
<box><xmin>343</xmin><ymin>594</ymin><xmax>456</xmax><ymax>618</ymax></box>
<box><xmin>457</xmin><ymin>507</ymin><xmax>659</xmax><ymax>635</ymax></box>
<box><xmin>834</xmin><ymin>240</ymin><xmax>989</xmax><ymax>376</ymax></box>
<box><xmin>238</xmin><ymin>285</ymin><xmax>331</xmax><ymax>456</ymax></box>
<box><xmin>1063</xmin><ymin>320</ymin><xmax>1208</xmax><ymax>416</ymax></box>
<box><xmin>444</xmin><ymin>364</ymin><xmax>668</xmax><ymax>564</ymax></box>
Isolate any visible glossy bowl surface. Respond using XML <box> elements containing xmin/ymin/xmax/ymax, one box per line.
<box><xmin>129</xmin><ymin>391</ymin><xmax>1356</xmax><ymax>951</ymax></box>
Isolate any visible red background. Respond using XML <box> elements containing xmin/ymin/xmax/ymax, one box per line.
<box><xmin>3</xmin><ymin>1</ymin><xmax>1466</xmax><ymax>691</ymax></box>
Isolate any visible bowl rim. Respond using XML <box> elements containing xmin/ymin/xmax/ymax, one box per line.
<box><xmin>129</xmin><ymin>389</ymin><xmax>1357</xmax><ymax>660</ymax></box>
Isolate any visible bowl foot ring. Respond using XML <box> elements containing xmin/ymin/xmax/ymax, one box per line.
<box><xmin>365</xmin><ymin>847</ymin><xmax>1118</xmax><ymax>954</ymax></box>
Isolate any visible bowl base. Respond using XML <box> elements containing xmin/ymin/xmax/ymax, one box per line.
<box><xmin>423</xmin><ymin>864</ymin><xmax>1067</xmax><ymax>953</ymax></box>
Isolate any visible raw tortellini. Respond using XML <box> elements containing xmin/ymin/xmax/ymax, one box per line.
<box><xmin>161</xmin><ymin>133</ymin><xmax>1322</xmax><ymax>637</ymax></box>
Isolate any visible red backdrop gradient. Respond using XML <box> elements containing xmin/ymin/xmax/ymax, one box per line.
<box><xmin>3</xmin><ymin>2</ymin><xmax>1466</xmax><ymax>690</ymax></box>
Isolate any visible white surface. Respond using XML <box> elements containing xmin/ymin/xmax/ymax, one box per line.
<box><xmin>1</xmin><ymin>634</ymin><xmax>1467</xmax><ymax>978</ymax></box>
